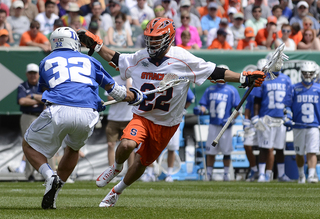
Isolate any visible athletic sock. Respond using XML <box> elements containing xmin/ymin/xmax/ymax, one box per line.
<box><xmin>251</xmin><ymin>166</ymin><xmax>258</xmax><ymax>172</ymax></box>
<box><xmin>224</xmin><ymin>166</ymin><xmax>229</xmax><ymax>175</ymax></box>
<box><xmin>309</xmin><ymin>168</ymin><xmax>316</xmax><ymax>177</ymax></box>
<box><xmin>114</xmin><ymin>162</ymin><xmax>123</xmax><ymax>171</ymax></box>
<box><xmin>206</xmin><ymin>166</ymin><xmax>213</xmax><ymax>176</ymax></box>
<box><xmin>259</xmin><ymin>163</ymin><xmax>266</xmax><ymax>175</ymax></box>
<box><xmin>167</xmin><ymin>167</ymin><xmax>173</xmax><ymax>176</ymax></box>
<box><xmin>114</xmin><ymin>180</ymin><xmax>128</xmax><ymax>194</ymax></box>
<box><xmin>146</xmin><ymin>166</ymin><xmax>153</xmax><ymax>176</ymax></box>
<box><xmin>18</xmin><ymin>160</ymin><xmax>26</xmax><ymax>173</ymax></box>
<box><xmin>39</xmin><ymin>163</ymin><xmax>54</xmax><ymax>181</ymax></box>
<box><xmin>298</xmin><ymin>166</ymin><xmax>305</xmax><ymax>177</ymax></box>
<box><xmin>277</xmin><ymin>163</ymin><xmax>285</xmax><ymax>177</ymax></box>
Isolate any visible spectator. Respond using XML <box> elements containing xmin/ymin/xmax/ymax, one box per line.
<box><xmin>9</xmin><ymin>0</ymin><xmax>39</xmax><ymax>23</ymax></box>
<box><xmin>61</xmin><ymin>2</ymin><xmax>87</xmax><ymax>28</ymax></box>
<box><xmin>272</xmin><ymin>5</ymin><xmax>288</xmax><ymax>31</ymax></box>
<box><xmin>176</xmin><ymin>11</ymin><xmax>202</xmax><ymax>48</ymax></box>
<box><xmin>177</xmin><ymin>30</ymin><xmax>200</xmax><ymax>49</ymax></box>
<box><xmin>173</xmin><ymin>0</ymin><xmax>202</xmax><ymax>36</ymax></box>
<box><xmin>292</xmin><ymin>0</ymin><xmax>318</xmax><ymax>21</ymax></box>
<box><xmin>0</xmin><ymin>9</ymin><xmax>14</xmax><ymax>43</ymax></box>
<box><xmin>244</xmin><ymin>0</ymin><xmax>271</xmax><ymax>20</ymax></box>
<box><xmin>255</xmin><ymin>16</ymin><xmax>282</xmax><ymax>49</ymax></box>
<box><xmin>88</xmin><ymin>20</ymin><xmax>107</xmax><ymax>45</ymax></box>
<box><xmin>0</xmin><ymin>28</ymin><xmax>9</xmax><ymax>46</ymax></box>
<box><xmin>134</xmin><ymin>19</ymin><xmax>148</xmax><ymax>48</ymax></box>
<box><xmin>244</xmin><ymin>5</ymin><xmax>267</xmax><ymax>36</ymax></box>
<box><xmin>207</xmin><ymin>28</ymin><xmax>233</xmax><ymax>49</ymax></box>
<box><xmin>290</xmin><ymin>1</ymin><xmax>319</xmax><ymax>33</ymax></box>
<box><xmin>107</xmin><ymin>12</ymin><xmax>133</xmax><ymax>48</ymax></box>
<box><xmin>201</xmin><ymin>2</ymin><xmax>221</xmax><ymax>35</ymax></box>
<box><xmin>131</xmin><ymin>0</ymin><xmax>155</xmax><ymax>26</ymax></box>
<box><xmin>297</xmin><ymin>28</ymin><xmax>320</xmax><ymax>50</ymax></box>
<box><xmin>7</xmin><ymin>1</ymin><xmax>30</xmax><ymax>35</ymax></box>
<box><xmin>19</xmin><ymin>20</ymin><xmax>51</xmax><ymax>52</ymax></box>
<box><xmin>80</xmin><ymin>0</ymin><xmax>106</xmax><ymax>17</ymax></box>
<box><xmin>46</xmin><ymin>18</ymin><xmax>64</xmax><ymax>39</ymax></box>
<box><xmin>302</xmin><ymin>17</ymin><xmax>315</xmax><ymax>33</ymax></box>
<box><xmin>207</xmin><ymin>17</ymin><xmax>234</xmax><ymax>47</ymax></box>
<box><xmin>154</xmin><ymin>5</ymin><xmax>166</xmax><ymax>18</ymax></box>
<box><xmin>105</xmin><ymin>0</ymin><xmax>132</xmax><ymax>24</ymax></box>
<box><xmin>237</xmin><ymin>26</ymin><xmax>257</xmax><ymax>50</ymax></box>
<box><xmin>223</xmin><ymin>0</ymin><xmax>241</xmax><ymax>16</ymax></box>
<box><xmin>198</xmin><ymin>0</ymin><xmax>223</xmax><ymax>19</ymax></box>
<box><xmin>35</xmin><ymin>1</ymin><xmax>59</xmax><ymax>35</ymax></box>
<box><xmin>57</xmin><ymin>0</ymin><xmax>69</xmax><ymax>18</ymax></box>
<box><xmin>227</xmin><ymin>7</ymin><xmax>237</xmax><ymax>24</ymax></box>
<box><xmin>279</xmin><ymin>0</ymin><xmax>293</xmax><ymax>20</ymax></box>
<box><xmin>161</xmin><ymin>0</ymin><xmax>178</xmax><ymax>21</ymax></box>
<box><xmin>0</xmin><ymin>0</ymin><xmax>9</xmax><ymax>16</ymax></box>
<box><xmin>289</xmin><ymin>22</ymin><xmax>303</xmax><ymax>46</ymax></box>
<box><xmin>274</xmin><ymin>23</ymin><xmax>296</xmax><ymax>51</ymax></box>
<box><xmin>84</xmin><ymin>1</ymin><xmax>112</xmax><ymax>33</ymax></box>
<box><xmin>230</xmin><ymin>12</ymin><xmax>245</xmax><ymax>48</ymax></box>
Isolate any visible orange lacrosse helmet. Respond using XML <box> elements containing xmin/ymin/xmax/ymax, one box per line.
<box><xmin>144</xmin><ymin>18</ymin><xmax>176</xmax><ymax>58</ymax></box>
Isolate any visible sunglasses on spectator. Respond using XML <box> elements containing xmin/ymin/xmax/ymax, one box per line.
<box><xmin>181</xmin><ymin>16</ymin><xmax>190</xmax><ymax>19</ymax></box>
<box><xmin>31</xmin><ymin>26</ymin><xmax>40</xmax><ymax>29</ymax></box>
<box><xmin>209</xmin><ymin>8</ymin><xmax>217</xmax><ymax>11</ymax></box>
<box><xmin>304</xmin><ymin>23</ymin><xmax>312</xmax><ymax>26</ymax></box>
<box><xmin>281</xmin><ymin>29</ymin><xmax>291</xmax><ymax>33</ymax></box>
<box><xmin>304</xmin><ymin>33</ymin><xmax>313</xmax><ymax>36</ymax></box>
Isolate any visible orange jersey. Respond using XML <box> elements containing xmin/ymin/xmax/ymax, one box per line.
<box><xmin>177</xmin><ymin>44</ymin><xmax>192</xmax><ymax>50</ymax></box>
<box><xmin>19</xmin><ymin>31</ymin><xmax>49</xmax><ymax>46</ymax></box>
<box><xmin>236</xmin><ymin>39</ymin><xmax>257</xmax><ymax>50</ymax></box>
<box><xmin>255</xmin><ymin>28</ymin><xmax>282</xmax><ymax>46</ymax></box>
<box><xmin>198</xmin><ymin>6</ymin><xmax>223</xmax><ymax>18</ymax></box>
<box><xmin>289</xmin><ymin>31</ymin><xmax>303</xmax><ymax>46</ymax></box>
<box><xmin>207</xmin><ymin>38</ymin><xmax>233</xmax><ymax>50</ymax></box>
<box><xmin>121</xmin><ymin>114</ymin><xmax>179</xmax><ymax>166</ymax></box>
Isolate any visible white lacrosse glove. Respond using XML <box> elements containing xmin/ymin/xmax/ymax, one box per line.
<box><xmin>251</xmin><ymin>115</ymin><xmax>259</xmax><ymax>126</ymax></box>
<box><xmin>243</xmin><ymin>119</ymin><xmax>251</xmax><ymax>131</ymax></box>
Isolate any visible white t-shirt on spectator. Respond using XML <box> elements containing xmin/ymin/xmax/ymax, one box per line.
<box><xmin>35</xmin><ymin>12</ymin><xmax>59</xmax><ymax>35</ymax></box>
<box><xmin>131</xmin><ymin>5</ymin><xmax>155</xmax><ymax>24</ymax></box>
<box><xmin>85</xmin><ymin>13</ymin><xmax>113</xmax><ymax>32</ymax></box>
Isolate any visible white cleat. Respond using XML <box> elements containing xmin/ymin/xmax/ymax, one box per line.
<box><xmin>298</xmin><ymin>175</ymin><xmax>306</xmax><ymax>184</ymax></box>
<box><xmin>99</xmin><ymin>188</ymin><xmax>120</xmax><ymax>207</ymax></box>
<box><xmin>165</xmin><ymin>175</ymin><xmax>173</xmax><ymax>182</ymax></box>
<box><xmin>307</xmin><ymin>174</ymin><xmax>319</xmax><ymax>183</ymax></box>
<box><xmin>96</xmin><ymin>165</ymin><xmax>122</xmax><ymax>187</ymax></box>
<box><xmin>223</xmin><ymin>173</ymin><xmax>230</xmax><ymax>182</ymax></box>
<box><xmin>278</xmin><ymin>174</ymin><xmax>292</xmax><ymax>182</ymax></box>
<box><xmin>257</xmin><ymin>174</ymin><xmax>266</xmax><ymax>183</ymax></box>
<box><xmin>140</xmin><ymin>173</ymin><xmax>156</xmax><ymax>182</ymax></box>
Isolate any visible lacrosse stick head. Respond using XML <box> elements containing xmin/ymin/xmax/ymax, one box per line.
<box><xmin>158</xmin><ymin>73</ymin><xmax>189</xmax><ymax>91</ymax></box>
<box><xmin>262</xmin><ymin>43</ymin><xmax>289</xmax><ymax>80</ymax></box>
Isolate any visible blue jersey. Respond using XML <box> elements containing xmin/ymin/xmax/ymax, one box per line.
<box><xmin>253</xmin><ymin>73</ymin><xmax>292</xmax><ymax>118</ymax></box>
<box><xmin>199</xmin><ymin>84</ymin><xmax>240</xmax><ymax>126</ymax></box>
<box><xmin>186</xmin><ymin>88</ymin><xmax>195</xmax><ymax>104</ymax></box>
<box><xmin>244</xmin><ymin>88</ymin><xmax>257</xmax><ymax>119</ymax></box>
<box><xmin>284</xmin><ymin>82</ymin><xmax>320</xmax><ymax>129</ymax></box>
<box><xmin>38</xmin><ymin>49</ymin><xmax>115</xmax><ymax>110</ymax></box>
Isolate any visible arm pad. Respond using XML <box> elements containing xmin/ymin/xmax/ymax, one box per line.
<box><xmin>208</xmin><ymin>67</ymin><xmax>226</xmax><ymax>83</ymax></box>
<box><xmin>107</xmin><ymin>82</ymin><xmax>127</xmax><ymax>101</ymax></box>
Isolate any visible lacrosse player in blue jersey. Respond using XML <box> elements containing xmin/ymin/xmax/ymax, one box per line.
<box><xmin>194</xmin><ymin>66</ymin><xmax>241</xmax><ymax>181</ymax></box>
<box><xmin>252</xmin><ymin>58</ymin><xmax>293</xmax><ymax>182</ymax></box>
<box><xmin>283</xmin><ymin>61</ymin><xmax>320</xmax><ymax>183</ymax></box>
<box><xmin>21</xmin><ymin>27</ymin><xmax>144</xmax><ymax>209</ymax></box>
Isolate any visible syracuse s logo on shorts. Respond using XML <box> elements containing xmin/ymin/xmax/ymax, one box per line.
<box><xmin>130</xmin><ymin>128</ymin><xmax>138</xmax><ymax>136</ymax></box>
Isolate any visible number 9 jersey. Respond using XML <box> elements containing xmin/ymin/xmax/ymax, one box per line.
<box><xmin>38</xmin><ymin>49</ymin><xmax>115</xmax><ymax>110</ymax></box>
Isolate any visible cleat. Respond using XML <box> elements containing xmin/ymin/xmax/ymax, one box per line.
<box><xmin>307</xmin><ymin>174</ymin><xmax>319</xmax><ymax>183</ymax></box>
<box><xmin>42</xmin><ymin>175</ymin><xmax>63</xmax><ymax>209</ymax></box>
<box><xmin>165</xmin><ymin>175</ymin><xmax>173</xmax><ymax>182</ymax></box>
<box><xmin>7</xmin><ymin>166</ymin><xmax>16</xmax><ymax>173</ymax></box>
<box><xmin>258</xmin><ymin>173</ymin><xmax>266</xmax><ymax>182</ymax></box>
<box><xmin>298</xmin><ymin>175</ymin><xmax>306</xmax><ymax>184</ymax></box>
<box><xmin>96</xmin><ymin>165</ymin><xmax>122</xmax><ymax>187</ymax></box>
<box><xmin>278</xmin><ymin>174</ymin><xmax>292</xmax><ymax>182</ymax></box>
<box><xmin>205</xmin><ymin>174</ymin><xmax>212</xmax><ymax>181</ymax></box>
<box><xmin>223</xmin><ymin>173</ymin><xmax>230</xmax><ymax>182</ymax></box>
<box><xmin>99</xmin><ymin>188</ymin><xmax>120</xmax><ymax>207</ymax></box>
<box><xmin>140</xmin><ymin>173</ymin><xmax>156</xmax><ymax>182</ymax></box>
<box><xmin>265</xmin><ymin>172</ymin><xmax>272</xmax><ymax>182</ymax></box>
<box><xmin>246</xmin><ymin>170</ymin><xmax>259</xmax><ymax>182</ymax></box>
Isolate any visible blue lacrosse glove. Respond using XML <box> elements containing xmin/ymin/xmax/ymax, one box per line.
<box><xmin>283</xmin><ymin>107</ymin><xmax>293</xmax><ymax>120</ymax></box>
<box><xmin>128</xmin><ymin>87</ymin><xmax>147</xmax><ymax>106</ymax></box>
<box><xmin>243</xmin><ymin>119</ymin><xmax>251</xmax><ymax>131</ymax></box>
<box><xmin>97</xmin><ymin>101</ymin><xmax>106</xmax><ymax>112</ymax></box>
<box><xmin>251</xmin><ymin>115</ymin><xmax>259</xmax><ymax>126</ymax></box>
<box><xmin>193</xmin><ymin>106</ymin><xmax>203</xmax><ymax>115</ymax></box>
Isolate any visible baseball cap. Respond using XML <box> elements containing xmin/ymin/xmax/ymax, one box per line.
<box><xmin>297</xmin><ymin>1</ymin><xmax>309</xmax><ymax>9</ymax></box>
<box><xmin>109</xmin><ymin>0</ymin><xmax>121</xmax><ymax>5</ymax></box>
<box><xmin>233</xmin><ymin>12</ymin><xmax>244</xmax><ymax>19</ymax></box>
<box><xmin>220</xmin><ymin>17</ymin><xmax>229</xmax><ymax>24</ymax></box>
<box><xmin>208</xmin><ymin>2</ymin><xmax>218</xmax><ymax>9</ymax></box>
<box><xmin>53</xmin><ymin>18</ymin><xmax>63</xmax><ymax>27</ymax></box>
<box><xmin>0</xmin><ymin>29</ymin><xmax>9</xmax><ymax>36</ymax></box>
<box><xmin>217</xmin><ymin>28</ymin><xmax>227</xmax><ymax>36</ymax></box>
<box><xmin>67</xmin><ymin>2</ymin><xmax>80</xmax><ymax>12</ymax></box>
<box><xmin>228</xmin><ymin>7</ymin><xmax>237</xmax><ymax>15</ymax></box>
<box><xmin>13</xmin><ymin>0</ymin><xmax>24</xmax><ymax>9</ymax></box>
<box><xmin>244</xmin><ymin>27</ymin><xmax>255</xmax><ymax>37</ymax></box>
<box><xmin>180</xmin><ymin>0</ymin><xmax>191</xmax><ymax>7</ymax></box>
<box><xmin>267</xmin><ymin>16</ymin><xmax>277</xmax><ymax>24</ymax></box>
<box><xmin>89</xmin><ymin>20</ymin><xmax>99</xmax><ymax>30</ymax></box>
<box><xmin>26</xmin><ymin>63</ymin><xmax>39</xmax><ymax>73</ymax></box>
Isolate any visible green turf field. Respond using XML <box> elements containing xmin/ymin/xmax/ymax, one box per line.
<box><xmin>1</xmin><ymin>180</ymin><xmax>320</xmax><ymax>219</ymax></box>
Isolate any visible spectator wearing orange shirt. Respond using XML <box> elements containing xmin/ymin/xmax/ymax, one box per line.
<box><xmin>198</xmin><ymin>0</ymin><xmax>223</xmax><ymax>18</ymax></box>
<box><xmin>207</xmin><ymin>28</ymin><xmax>233</xmax><ymax>49</ymax></box>
<box><xmin>0</xmin><ymin>29</ymin><xmax>10</xmax><ymax>47</ymax></box>
<box><xmin>237</xmin><ymin>27</ymin><xmax>257</xmax><ymax>50</ymax></box>
<box><xmin>255</xmin><ymin>16</ymin><xmax>282</xmax><ymax>49</ymax></box>
<box><xmin>19</xmin><ymin>20</ymin><xmax>51</xmax><ymax>52</ymax></box>
<box><xmin>289</xmin><ymin>22</ymin><xmax>303</xmax><ymax>46</ymax></box>
<box><xmin>177</xmin><ymin>30</ymin><xmax>200</xmax><ymax>50</ymax></box>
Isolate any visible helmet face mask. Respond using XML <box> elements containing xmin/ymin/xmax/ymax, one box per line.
<box><xmin>144</xmin><ymin>18</ymin><xmax>175</xmax><ymax>58</ymax></box>
<box><xmin>300</xmin><ymin>61</ymin><xmax>318</xmax><ymax>85</ymax></box>
<box><xmin>50</xmin><ymin>27</ymin><xmax>81</xmax><ymax>52</ymax></box>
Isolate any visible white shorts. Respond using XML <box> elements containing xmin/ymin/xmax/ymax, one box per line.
<box><xmin>166</xmin><ymin>128</ymin><xmax>180</xmax><ymax>151</ymax></box>
<box><xmin>293</xmin><ymin>128</ymin><xmax>320</xmax><ymax>155</ymax></box>
<box><xmin>243</xmin><ymin>130</ymin><xmax>258</xmax><ymax>146</ymax></box>
<box><xmin>257</xmin><ymin>125</ymin><xmax>286</xmax><ymax>149</ymax></box>
<box><xmin>24</xmin><ymin>105</ymin><xmax>99</xmax><ymax>158</ymax></box>
<box><xmin>206</xmin><ymin>124</ymin><xmax>233</xmax><ymax>155</ymax></box>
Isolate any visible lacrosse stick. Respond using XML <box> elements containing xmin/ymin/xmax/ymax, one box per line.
<box><xmin>290</xmin><ymin>122</ymin><xmax>320</xmax><ymax>129</ymax></box>
<box><xmin>103</xmin><ymin>73</ymin><xmax>189</xmax><ymax>106</ymax></box>
<box><xmin>262</xmin><ymin>115</ymin><xmax>284</xmax><ymax>127</ymax></box>
<box><xmin>212</xmin><ymin>43</ymin><xmax>289</xmax><ymax>147</ymax></box>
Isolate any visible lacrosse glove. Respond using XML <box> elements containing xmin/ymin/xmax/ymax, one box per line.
<box><xmin>251</xmin><ymin>115</ymin><xmax>259</xmax><ymax>126</ymax></box>
<box><xmin>97</xmin><ymin>101</ymin><xmax>106</xmax><ymax>112</ymax></box>
<box><xmin>239</xmin><ymin>71</ymin><xmax>266</xmax><ymax>88</ymax></box>
<box><xmin>193</xmin><ymin>106</ymin><xmax>208</xmax><ymax>115</ymax></box>
<box><xmin>128</xmin><ymin>87</ymin><xmax>147</xmax><ymax>106</ymax></box>
<box><xmin>243</xmin><ymin>119</ymin><xmax>251</xmax><ymax>131</ymax></box>
<box><xmin>77</xmin><ymin>29</ymin><xmax>103</xmax><ymax>56</ymax></box>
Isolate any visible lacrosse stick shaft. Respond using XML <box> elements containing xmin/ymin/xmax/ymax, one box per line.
<box><xmin>212</xmin><ymin>83</ymin><xmax>255</xmax><ymax>146</ymax></box>
<box><xmin>291</xmin><ymin>122</ymin><xmax>320</xmax><ymax>129</ymax></box>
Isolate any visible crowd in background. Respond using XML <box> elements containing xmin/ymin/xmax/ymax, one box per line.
<box><xmin>1</xmin><ymin>0</ymin><xmax>320</xmax><ymax>50</ymax></box>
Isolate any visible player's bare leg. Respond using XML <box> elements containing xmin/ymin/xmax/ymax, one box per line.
<box><xmin>206</xmin><ymin>155</ymin><xmax>215</xmax><ymax>181</ymax></box>
<box><xmin>107</xmin><ymin>141</ymin><xmax>116</xmax><ymax>166</ymax></box>
<box><xmin>307</xmin><ymin>153</ymin><xmax>318</xmax><ymax>183</ymax></box>
<box><xmin>22</xmin><ymin>139</ymin><xmax>47</xmax><ymax>170</ymax></box>
<box><xmin>57</xmin><ymin>146</ymin><xmax>79</xmax><ymax>182</ymax></box>
<box><xmin>244</xmin><ymin>146</ymin><xmax>256</xmax><ymax>168</ymax></box>
<box><xmin>296</xmin><ymin>154</ymin><xmax>306</xmax><ymax>183</ymax></box>
<box><xmin>165</xmin><ymin>150</ymin><xmax>175</xmax><ymax>182</ymax></box>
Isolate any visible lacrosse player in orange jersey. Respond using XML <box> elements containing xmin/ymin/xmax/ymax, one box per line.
<box><xmin>77</xmin><ymin>17</ymin><xmax>265</xmax><ymax>207</ymax></box>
